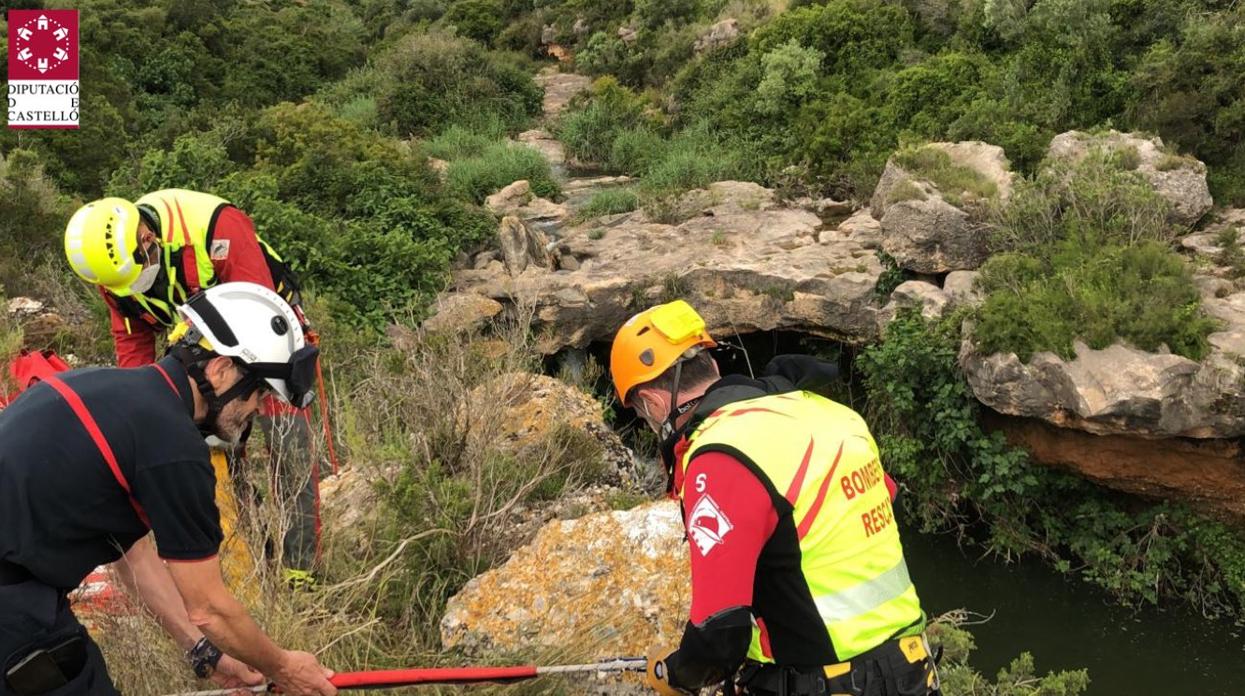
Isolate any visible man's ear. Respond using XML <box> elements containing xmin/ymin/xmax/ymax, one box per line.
<box><xmin>203</xmin><ymin>355</ymin><xmax>235</xmax><ymax>388</ymax></box>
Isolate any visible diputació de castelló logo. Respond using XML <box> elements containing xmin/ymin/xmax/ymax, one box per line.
<box><xmin>7</xmin><ymin>9</ymin><xmax>80</xmax><ymax>129</ymax></box>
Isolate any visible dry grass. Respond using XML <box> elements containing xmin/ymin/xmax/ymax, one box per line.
<box><xmin>91</xmin><ymin>309</ymin><xmax>622</xmax><ymax>695</ymax></box>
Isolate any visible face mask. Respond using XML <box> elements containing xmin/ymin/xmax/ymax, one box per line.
<box><xmin>130</xmin><ymin>261</ymin><xmax>161</xmax><ymax>294</ymax></box>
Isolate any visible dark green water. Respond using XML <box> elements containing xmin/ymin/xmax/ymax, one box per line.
<box><xmin>903</xmin><ymin>528</ymin><xmax>1245</xmax><ymax>695</ymax></box>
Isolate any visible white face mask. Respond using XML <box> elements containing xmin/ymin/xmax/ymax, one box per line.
<box><xmin>129</xmin><ymin>244</ymin><xmax>160</xmax><ymax>294</ymax></box>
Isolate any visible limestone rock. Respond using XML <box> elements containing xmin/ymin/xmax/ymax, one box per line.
<box><xmin>617</xmin><ymin>26</ymin><xmax>638</xmax><ymax>44</ymax></box>
<box><xmin>454</xmin><ymin>182</ymin><xmax>884</xmax><ymax>354</ymax></box>
<box><xmin>870</xmin><ymin>142</ymin><xmax>1013</xmax><ymax>273</ymax></box>
<box><xmin>321</xmin><ymin>465</ymin><xmax>390</xmax><ymax>556</ymax></box>
<box><xmin>486</xmin><ymin>180</ymin><xmax>533</xmax><ymax>215</ymax></box>
<box><xmin>7</xmin><ymin>297</ymin><xmax>44</xmax><ymax>317</ymax></box>
<box><xmin>420</xmin><ymin>293</ymin><xmax>504</xmax><ymax>335</ymax></box>
<box><xmin>572</xmin><ymin>18</ymin><xmax>590</xmax><ymax>36</ymax></box>
<box><xmin>962</xmin><ymin>340</ymin><xmax>1245</xmax><ymax>439</ymax></box>
<box><xmin>989</xmin><ymin>414</ymin><xmax>1245</xmax><ymax>522</ymax></box>
<box><xmin>517</xmin><ymin>129</ymin><xmax>566</xmax><ymax>168</ymax></box>
<box><xmin>1047</xmin><ymin>130</ymin><xmax>1213</xmax><ymax>228</ymax></box>
<box><xmin>441</xmin><ymin>501</ymin><xmax>688</xmax><ymax>656</ymax></box>
<box><xmin>877</xmin><ymin>281</ymin><xmax>949</xmax><ymax>331</ymax></box>
<box><xmin>694</xmin><ymin>18</ymin><xmax>740</xmax><ymax>53</ymax></box>
<box><xmin>541</xmin><ymin>23</ymin><xmax>557</xmax><ymax>45</ymax></box>
<box><xmin>834</xmin><ymin>209</ymin><xmax>884</xmax><ymax>249</ymax></box>
<box><xmin>427</xmin><ymin>157</ymin><xmax>449</xmax><ymax>179</ymax></box>
<box><xmin>674</xmin><ymin>180</ymin><xmax>776</xmax><ymax>220</ymax></box>
<box><xmin>534</xmin><ymin>69</ymin><xmax>592</xmax><ymax>119</ymax></box>
<box><xmin>469</xmin><ymin>373</ymin><xmax>641</xmax><ymax>486</ymax></box>
<box><xmin>497</xmin><ymin>216</ymin><xmax>556</xmax><ymax>277</ymax></box>
<box><xmin>942</xmin><ymin>270</ymin><xmax>983</xmax><ymax>308</ymax></box>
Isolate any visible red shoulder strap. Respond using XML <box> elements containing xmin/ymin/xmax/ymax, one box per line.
<box><xmin>44</xmin><ymin>376</ymin><xmax>151</xmax><ymax>529</ymax></box>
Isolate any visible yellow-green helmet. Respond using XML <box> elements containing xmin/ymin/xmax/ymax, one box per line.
<box><xmin>64</xmin><ymin>197</ymin><xmax>142</xmax><ymax>295</ymax></box>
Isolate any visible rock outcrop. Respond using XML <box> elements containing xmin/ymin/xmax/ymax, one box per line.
<box><xmin>870</xmin><ymin>142</ymin><xmax>1013</xmax><ymax>273</ymax></box>
<box><xmin>534</xmin><ymin>69</ymin><xmax>592</xmax><ymax>119</ymax></box>
<box><xmin>452</xmin><ymin>182</ymin><xmax>884</xmax><ymax>354</ymax></box>
<box><xmin>497</xmin><ymin>215</ymin><xmax>557</xmax><ymax>277</ymax></box>
<box><xmin>877</xmin><ymin>280</ymin><xmax>949</xmax><ymax>332</ymax></box>
<box><xmin>1047</xmin><ymin>130</ymin><xmax>1213</xmax><ymax>228</ymax></box>
<box><xmin>469</xmin><ymin>373</ymin><xmax>641</xmax><ymax>487</ymax></box>
<box><xmin>694</xmin><ymin>18</ymin><xmax>740</xmax><ymax>53</ymax></box>
<box><xmin>441</xmin><ymin>501</ymin><xmax>688</xmax><ymax>656</ymax></box>
<box><xmin>420</xmin><ymin>293</ymin><xmax>504</xmax><ymax>336</ymax></box>
<box><xmin>961</xmin><ymin>340</ymin><xmax>1245</xmax><ymax>439</ymax></box>
<box><xmin>986</xmin><ymin>413</ymin><xmax>1245</xmax><ymax>521</ymax></box>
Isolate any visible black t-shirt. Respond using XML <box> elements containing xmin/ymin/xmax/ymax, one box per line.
<box><xmin>0</xmin><ymin>356</ymin><xmax>223</xmax><ymax>590</ymax></box>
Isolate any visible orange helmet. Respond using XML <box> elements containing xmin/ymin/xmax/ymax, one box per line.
<box><xmin>610</xmin><ymin>300</ymin><xmax>717</xmax><ymax>405</ymax></box>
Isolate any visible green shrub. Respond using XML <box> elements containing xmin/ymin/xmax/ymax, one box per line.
<box><xmin>444</xmin><ymin>0</ymin><xmax>504</xmax><ymax>44</ymax></box>
<box><xmin>372</xmin><ymin>29</ymin><xmax>542</xmax><ymax>136</ymax></box>
<box><xmin>974</xmin><ymin>240</ymin><xmax>1217</xmax><ymax>361</ymax></box>
<box><xmin>0</xmin><ymin>150</ymin><xmax>77</xmax><ymax>295</ymax></box>
<box><xmin>639</xmin><ymin>125</ymin><xmax>751</xmax><ymax>196</ymax></box>
<box><xmin>556</xmin><ymin>77</ymin><xmax>656</xmax><ymax>166</ymax></box>
<box><xmin>893</xmin><ymin>144</ymin><xmax>999</xmax><ymax>207</ymax></box>
<box><xmin>754</xmin><ymin>40</ymin><xmax>825</xmax><ymax>116</ymax></box>
<box><xmin>418</xmin><ymin>119</ymin><xmax>509</xmax><ymax>161</ymax></box>
<box><xmin>608</xmin><ymin>128</ymin><xmax>667</xmax><ymax>175</ymax></box>
<box><xmin>445</xmin><ymin>143</ymin><xmax>560</xmax><ymax>203</ymax></box>
<box><xmin>750</xmin><ymin>0</ymin><xmax>914</xmax><ymax>81</ymax></box>
<box><xmin>578</xmin><ymin>187</ymin><xmax>641</xmax><ymax>218</ymax></box>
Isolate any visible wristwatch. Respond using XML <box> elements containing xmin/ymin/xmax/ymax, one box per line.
<box><xmin>185</xmin><ymin>637</ymin><xmax>223</xmax><ymax>679</ymax></box>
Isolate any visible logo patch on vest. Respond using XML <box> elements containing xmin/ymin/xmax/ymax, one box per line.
<box><xmin>210</xmin><ymin>239</ymin><xmax>230</xmax><ymax>260</ymax></box>
<box><xmin>688</xmin><ymin>494</ymin><xmax>734</xmax><ymax>556</ymax></box>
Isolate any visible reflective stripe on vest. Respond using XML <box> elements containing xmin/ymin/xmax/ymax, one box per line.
<box><xmin>681</xmin><ymin>391</ymin><xmax>924</xmax><ymax>662</ymax></box>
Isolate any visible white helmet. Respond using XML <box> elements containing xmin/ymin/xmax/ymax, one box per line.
<box><xmin>176</xmin><ymin>282</ymin><xmax>318</xmax><ymax>407</ymax></box>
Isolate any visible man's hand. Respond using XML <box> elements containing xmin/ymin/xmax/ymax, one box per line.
<box><xmin>272</xmin><ymin>650</ymin><xmax>336</xmax><ymax>696</ymax></box>
<box><xmin>210</xmin><ymin>654</ymin><xmax>264</xmax><ymax>690</ymax></box>
<box><xmin>645</xmin><ymin>646</ymin><xmax>688</xmax><ymax>696</ymax></box>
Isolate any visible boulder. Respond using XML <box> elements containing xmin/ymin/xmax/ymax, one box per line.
<box><xmin>469</xmin><ymin>373</ymin><xmax>641</xmax><ymax>486</ymax></box>
<box><xmin>870</xmin><ymin>142</ymin><xmax>1013</xmax><ymax>273</ymax></box>
<box><xmin>497</xmin><ymin>216</ymin><xmax>557</xmax><ymax>277</ymax></box>
<box><xmin>320</xmin><ymin>465</ymin><xmax>390</xmax><ymax>557</ymax></box>
<box><xmin>961</xmin><ymin>339</ymin><xmax>1245</xmax><ymax>439</ymax></box>
<box><xmin>694</xmin><ymin>18</ymin><xmax>740</xmax><ymax>53</ymax></box>
<box><xmin>441</xmin><ymin>501</ymin><xmax>688</xmax><ymax>656</ymax></box>
<box><xmin>541</xmin><ymin>23</ymin><xmax>557</xmax><ymax>45</ymax></box>
<box><xmin>453</xmin><ymin>182</ymin><xmax>885</xmax><ymax>354</ymax></box>
<box><xmin>572</xmin><ymin>18</ymin><xmax>590</xmax><ymax>36</ymax></box>
<box><xmin>942</xmin><ymin>270</ymin><xmax>983</xmax><ymax>308</ymax></box>
<box><xmin>420</xmin><ymin>293</ymin><xmax>504</xmax><ymax>335</ymax></box>
<box><xmin>618</xmin><ymin>26</ymin><xmax>638</xmax><ymax>44</ymax></box>
<box><xmin>1047</xmin><ymin>130</ymin><xmax>1213</xmax><ymax>228</ymax></box>
<box><xmin>877</xmin><ymin>280</ymin><xmax>949</xmax><ymax>332</ymax></box>
<box><xmin>486</xmin><ymin>180</ymin><xmax>533</xmax><ymax>215</ymax></box>
<box><xmin>7</xmin><ymin>297</ymin><xmax>44</xmax><ymax>317</ymax></box>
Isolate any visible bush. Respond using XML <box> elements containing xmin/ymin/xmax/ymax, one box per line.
<box><xmin>754</xmin><ymin>40</ymin><xmax>825</xmax><ymax>116</ymax></box>
<box><xmin>0</xmin><ymin>151</ymin><xmax>77</xmax><ymax>295</ymax></box>
<box><xmin>372</xmin><ymin>29</ymin><xmax>542</xmax><ymax>136</ymax></box>
<box><xmin>555</xmin><ymin>77</ymin><xmax>657</xmax><ymax>166</ymax></box>
<box><xmin>443</xmin><ymin>0</ymin><xmax>504</xmax><ymax>44</ymax></box>
<box><xmin>445</xmin><ymin>143</ymin><xmax>561</xmax><ymax>203</ymax></box>
<box><xmin>892</xmin><ymin>144</ymin><xmax>1000</xmax><ymax>207</ymax></box>
<box><xmin>973</xmin><ymin>240</ymin><xmax>1217</xmax><ymax>361</ymax></box>
<box><xmin>577</xmin><ymin>187</ymin><xmax>641</xmax><ymax>218</ymax></box>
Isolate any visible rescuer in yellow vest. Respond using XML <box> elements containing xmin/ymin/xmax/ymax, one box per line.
<box><xmin>610</xmin><ymin>301</ymin><xmax>940</xmax><ymax>696</ymax></box>
<box><xmin>64</xmin><ymin>190</ymin><xmax>323</xmax><ymax>587</ymax></box>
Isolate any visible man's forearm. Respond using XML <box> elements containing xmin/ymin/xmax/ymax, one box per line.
<box><xmin>114</xmin><ymin>537</ymin><xmax>201</xmax><ymax>650</ymax></box>
<box><xmin>187</xmin><ymin>595</ymin><xmax>286</xmax><ymax>677</ymax></box>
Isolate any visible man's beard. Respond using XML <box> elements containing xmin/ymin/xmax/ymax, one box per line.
<box><xmin>211</xmin><ymin>399</ymin><xmax>255</xmax><ymax>444</ymax></box>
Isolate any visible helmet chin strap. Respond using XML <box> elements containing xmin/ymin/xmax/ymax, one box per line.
<box><xmin>172</xmin><ymin>345</ymin><xmax>261</xmax><ymax>437</ymax></box>
<box><xmin>655</xmin><ymin>360</ymin><xmax>704</xmax><ymax>493</ymax></box>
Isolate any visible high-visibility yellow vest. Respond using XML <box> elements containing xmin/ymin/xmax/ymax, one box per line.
<box><xmin>116</xmin><ymin>189</ymin><xmax>290</xmax><ymax>329</ymax></box>
<box><xmin>681</xmin><ymin>391</ymin><xmax>924</xmax><ymax>662</ymax></box>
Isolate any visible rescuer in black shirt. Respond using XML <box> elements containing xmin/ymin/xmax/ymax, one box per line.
<box><xmin>0</xmin><ymin>283</ymin><xmax>335</xmax><ymax>696</ymax></box>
